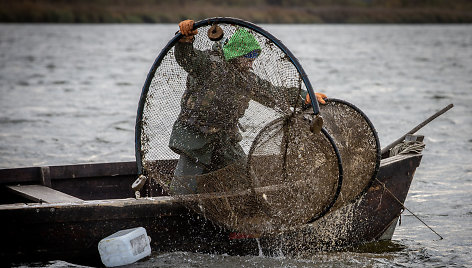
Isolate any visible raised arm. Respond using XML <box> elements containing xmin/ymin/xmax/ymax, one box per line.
<box><xmin>245</xmin><ymin>74</ymin><xmax>309</xmax><ymax>112</ymax></box>
<box><xmin>175</xmin><ymin>42</ymin><xmax>212</xmax><ymax>76</ymax></box>
<box><xmin>174</xmin><ymin>20</ymin><xmax>212</xmax><ymax>76</ymax></box>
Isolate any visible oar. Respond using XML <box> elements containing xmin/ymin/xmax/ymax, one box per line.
<box><xmin>381</xmin><ymin>103</ymin><xmax>454</xmax><ymax>155</ymax></box>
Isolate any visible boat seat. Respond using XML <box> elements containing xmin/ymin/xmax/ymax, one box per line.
<box><xmin>6</xmin><ymin>184</ymin><xmax>83</xmax><ymax>203</ymax></box>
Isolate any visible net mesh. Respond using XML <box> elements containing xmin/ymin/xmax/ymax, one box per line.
<box><xmin>138</xmin><ymin>21</ymin><xmax>342</xmax><ymax>235</ymax></box>
<box><xmin>317</xmin><ymin>99</ymin><xmax>380</xmax><ymax>210</ymax></box>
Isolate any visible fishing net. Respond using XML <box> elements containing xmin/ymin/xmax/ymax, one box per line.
<box><xmin>316</xmin><ymin>99</ymin><xmax>380</xmax><ymax>210</ymax></box>
<box><xmin>135</xmin><ymin>18</ymin><xmax>343</xmax><ymax>235</ymax></box>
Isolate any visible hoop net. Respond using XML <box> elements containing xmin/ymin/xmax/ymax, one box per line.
<box><xmin>317</xmin><ymin>99</ymin><xmax>380</xmax><ymax>210</ymax></box>
<box><xmin>136</xmin><ymin>20</ymin><xmax>342</xmax><ymax>235</ymax></box>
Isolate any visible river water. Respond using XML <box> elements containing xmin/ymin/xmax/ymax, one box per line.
<box><xmin>1</xmin><ymin>24</ymin><xmax>471</xmax><ymax>267</ymax></box>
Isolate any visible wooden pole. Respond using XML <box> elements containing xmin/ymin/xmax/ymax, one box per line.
<box><xmin>381</xmin><ymin>103</ymin><xmax>454</xmax><ymax>155</ymax></box>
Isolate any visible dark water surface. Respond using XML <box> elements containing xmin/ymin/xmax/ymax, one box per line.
<box><xmin>1</xmin><ymin>24</ymin><xmax>471</xmax><ymax>267</ymax></box>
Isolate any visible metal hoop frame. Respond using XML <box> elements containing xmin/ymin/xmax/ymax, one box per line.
<box><xmin>135</xmin><ymin>17</ymin><xmax>322</xmax><ymax>174</ymax></box>
<box><xmin>246</xmin><ymin>115</ymin><xmax>343</xmax><ymax>224</ymax></box>
<box><xmin>323</xmin><ymin>98</ymin><xmax>381</xmax><ymax>202</ymax></box>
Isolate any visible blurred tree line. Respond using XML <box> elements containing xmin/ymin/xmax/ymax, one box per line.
<box><xmin>1</xmin><ymin>0</ymin><xmax>471</xmax><ymax>23</ymax></box>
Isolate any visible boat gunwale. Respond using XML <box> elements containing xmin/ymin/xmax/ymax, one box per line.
<box><xmin>0</xmin><ymin>153</ymin><xmax>422</xmax><ymax>210</ymax></box>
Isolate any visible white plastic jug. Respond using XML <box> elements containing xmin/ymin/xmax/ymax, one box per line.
<box><xmin>98</xmin><ymin>227</ymin><xmax>151</xmax><ymax>267</ymax></box>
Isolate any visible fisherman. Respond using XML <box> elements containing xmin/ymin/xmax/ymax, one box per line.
<box><xmin>169</xmin><ymin>19</ymin><xmax>326</xmax><ymax>194</ymax></box>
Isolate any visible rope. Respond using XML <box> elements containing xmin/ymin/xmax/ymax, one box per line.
<box><xmin>375</xmin><ymin>178</ymin><xmax>444</xmax><ymax>240</ymax></box>
<box><xmin>389</xmin><ymin>141</ymin><xmax>425</xmax><ymax>157</ymax></box>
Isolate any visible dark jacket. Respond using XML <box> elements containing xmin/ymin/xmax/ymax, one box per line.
<box><xmin>169</xmin><ymin>41</ymin><xmax>306</xmax><ymax>170</ymax></box>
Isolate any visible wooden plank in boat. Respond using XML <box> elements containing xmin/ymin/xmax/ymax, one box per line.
<box><xmin>0</xmin><ymin>161</ymin><xmax>138</xmax><ymax>184</ymax></box>
<box><xmin>6</xmin><ymin>185</ymin><xmax>83</xmax><ymax>203</ymax></box>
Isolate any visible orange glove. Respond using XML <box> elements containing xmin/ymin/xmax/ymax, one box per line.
<box><xmin>179</xmin><ymin>20</ymin><xmax>198</xmax><ymax>36</ymax></box>
<box><xmin>305</xmin><ymin>92</ymin><xmax>327</xmax><ymax>105</ymax></box>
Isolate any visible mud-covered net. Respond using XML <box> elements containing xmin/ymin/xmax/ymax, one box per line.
<box><xmin>317</xmin><ymin>99</ymin><xmax>380</xmax><ymax>210</ymax></box>
<box><xmin>136</xmin><ymin>19</ymin><xmax>342</xmax><ymax>235</ymax></box>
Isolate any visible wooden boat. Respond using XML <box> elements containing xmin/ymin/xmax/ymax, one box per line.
<box><xmin>0</xmin><ymin>145</ymin><xmax>422</xmax><ymax>266</ymax></box>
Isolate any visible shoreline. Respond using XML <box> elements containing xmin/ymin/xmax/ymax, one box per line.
<box><xmin>1</xmin><ymin>1</ymin><xmax>472</xmax><ymax>24</ymax></box>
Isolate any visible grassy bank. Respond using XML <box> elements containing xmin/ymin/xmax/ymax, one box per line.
<box><xmin>1</xmin><ymin>0</ymin><xmax>471</xmax><ymax>23</ymax></box>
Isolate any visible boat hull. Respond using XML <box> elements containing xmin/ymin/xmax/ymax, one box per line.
<box><xmin>0</xmin><ymin>154</ymin><xmax>421</xmax><ymax>266</ymax></box>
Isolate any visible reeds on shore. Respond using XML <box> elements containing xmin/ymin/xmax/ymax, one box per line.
<box><xmin>1</xmin><ymin>0</ymin><xmax>471</xmax><ymax>23</ymax></box>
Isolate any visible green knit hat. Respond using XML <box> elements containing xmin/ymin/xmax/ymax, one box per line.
<box><xmin>223</xmin><ymin>28</ymin><xmax>262</xmax><ymax>61</ymax></box>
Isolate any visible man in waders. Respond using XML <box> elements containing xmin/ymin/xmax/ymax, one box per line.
<box><xmin>169</xmin><ymin>19</ymin><xmax>326</xmax><ymax>194</ymax></box>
